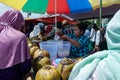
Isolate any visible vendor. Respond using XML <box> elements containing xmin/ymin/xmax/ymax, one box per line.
<box><xmin>58</xmin><ymin>22</ymin><xmax>90</xmax><ymax>58</ymax></box>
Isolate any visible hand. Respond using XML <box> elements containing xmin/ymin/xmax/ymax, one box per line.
<box><xmin>93</xmin><ymin>45</ymin><xmax>99</xmax><ymax>52</ymax></box>
<box><xmin>60</xmin><ymin>35</ymin><xmax>68</xmax><ymax>40</ymax></box>
<box><xmin>56</xmin><ymin>31</ymin><xmax>63</xmax><ymax>36</ymax></box>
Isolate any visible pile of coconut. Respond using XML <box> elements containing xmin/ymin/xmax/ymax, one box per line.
<box><xmin>27</xmin><ymin>39</ymin><xmax>83</xmax><ymax>80</ymax></box>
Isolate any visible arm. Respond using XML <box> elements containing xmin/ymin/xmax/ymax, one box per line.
<box><xmin>60</xmin><ymin>35</ymin><xmax>80</xmax><ymax>48</ymax></box>
<box><xmin>94</xmin><ymin>30</ymin><xmax>101</xmax><ymax>51</ymax></box>
<box><xmin>89</xmin><ymin>28</ymin><xmax>94</xmax><ymax>39</ymax></box>
<box><xmin>95</xmin><ymin>30</ymin><xmax>101</xmax><ymax>46</ymax></box>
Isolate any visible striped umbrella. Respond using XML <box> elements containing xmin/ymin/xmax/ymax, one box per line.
<box><xmin>0</xmin><ymin>0</ymin><xmax>120</xmax><ymax>14</ymax></box>
<box><xmin>1</xmin><ymin>0</ymin><xmax>120</xmax><ymax>28</ymax></box>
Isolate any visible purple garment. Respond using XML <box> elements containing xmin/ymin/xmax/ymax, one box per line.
<box><xmin>0</xmin><ymin>59</ymin><xmax>31</xmax><ymax>80</ymax></box>
<box><xmin>0</xmin><ymin>10</ymin><xmax>31</xmax><ymax>69</ymax></box>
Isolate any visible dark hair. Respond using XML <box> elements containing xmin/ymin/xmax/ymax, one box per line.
<box><xmin>57</xmin><ymin>21</ymin><xmax>62</xmax><ymax>29</ymax></box>
<box><xmin>74</xmin><ymin>22</ymin><xmax>87</xmax><ymax>34</ymax></box>
<box><xmin>93</xmin><ymin>24</ymin><xmax>98</xmax><ymax>30</ymax></box>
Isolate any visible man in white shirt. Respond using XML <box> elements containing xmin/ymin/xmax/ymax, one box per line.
<box><xmin>89</xmin><ymin>24</ymin><xmax>100</xmax><ymax>52</ymax></box>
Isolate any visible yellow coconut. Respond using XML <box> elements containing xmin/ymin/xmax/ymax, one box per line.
<box><xmin>30</xmin><ymin>46</ymin><xmax>39</xmax><ymax>57</ymax></box>
<box><xmin>32</xmin><ymin>56</ymin><xmax>51</xmax><ymax>74</ymax></box>
<box><xmin>33</xmin><ymin>49</ymin><xmax>50</xmax><ymax>59</ymax></box>
<box><xmin>36</xmin><ymin>65</ymin><xmax>61</xmax><ymax>80</ymax></box>
<box><xmin>57</xmin><ymin>58</ymin><xmax>75</xmax><ymax>80</ymax></box>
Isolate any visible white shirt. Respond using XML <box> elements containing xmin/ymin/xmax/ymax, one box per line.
<box><xmin>84</xmin><ymin>29</ymin><xmax>91</xmax><ymax>38</ymax></box>
<box><xmin>90</xmin><ymin>28</ymin><xmax>101</xmax><ymax>46</ymax></box>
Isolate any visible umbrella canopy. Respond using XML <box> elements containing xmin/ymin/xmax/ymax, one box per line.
<box><xmin>0</xmin><ymin>0</ymin><xmax>120</xmax><ymax>14</ymax></box>
<box><xmin>25</xmin><ymin>15</ymin><xmax>77</xmax><ymax>24</ymax></box>
<box><xmin>65</xmin><ymin>4</ymin><xmax>120</xmax><ymax>20</ymax></box>
<box><xmin>0</xmin><ymin>3</ymin><xmax>50</xmax><ymax>20</ymax></box>
<box><xmin>0</xmin><ymin>0</ymin><xmax>27</xmax><ymax>10</ymax></box>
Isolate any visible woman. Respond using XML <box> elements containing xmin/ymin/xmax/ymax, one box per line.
<box><xmin>44</xmin><ymin>25</ymin><xmax>55</xmax><ymax>40</ymax></box>
<box><xmin>0</xmin><ymin>10</ymin><xmax>31</xmax><ymax>80</ymax></box>
<box><xmin>29</xmin><ymin>22</ymin><xmax>45</xmax><ymax>38</ymax></box>
<box><xmin>59</xmin><ymin>22</ymin><xmax>90</xmax><ymax>58</ymax></box>
<box><xmin>69</xmin><ymin>10</ymin><xmax>120</xmax><ymax>80</ymax></box>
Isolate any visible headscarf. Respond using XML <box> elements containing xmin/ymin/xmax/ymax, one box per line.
<box><xmin>106</xmin><ymin>10</ymin><xmax>120</xmax><ymax>50</ymax></box>
<box><xmin>69</xmin><ymin>10</ymin><xmax>120</xmax><ymax>80</ymax></box>
<box><xmin>38</xmin><ymin>22</ymin><xmax>44</xmax><ymax>30</ymax></box>
<box><xmin>44</xmin><ymin>25</ymin><xmax>53</xmax><ymax>36</ymax></box>
<box><xmin>29</xmin><ymin>22</ymin><xmax>44</xmax><ymax>38</ymax></box>
<box><xmin>0</xmin><ymin>10</ymin><xmax>30</xmax><ymax>69</ymax></box>
<box><xmin>0</xmin><ymin>10</ymin><xmax>25</xmax><ymax>30</ymax></box>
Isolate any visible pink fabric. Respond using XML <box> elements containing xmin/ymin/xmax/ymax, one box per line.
<box><xmin>0</xmin><ymin>10</ymin><xmax>31</xmax><ymax>69</ymax></box>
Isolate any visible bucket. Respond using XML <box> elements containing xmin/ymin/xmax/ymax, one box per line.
<box><xmin>47</xmin><ymin>40</ymin><xmax>71</xmax><ymax>57</ymax></box>
<box><xmin>39</xmin><ymin>41</ymin><xmax>58</xmax><ymax>61</ymax></box>
<box><xmin>57</xmin><ymin>41</ymin><xmax>71</xmax><ymax>57</ymax></box>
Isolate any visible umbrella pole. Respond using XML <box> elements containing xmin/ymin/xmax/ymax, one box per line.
<box><xmin>100</xmin><ymin>0</ymin><xmax>102</xmax><ymax>28</ymax></box>
<box><xmin>55</xmin><ymin>0</ymin><xmax>57</xmax><ymax>32</ymax></box>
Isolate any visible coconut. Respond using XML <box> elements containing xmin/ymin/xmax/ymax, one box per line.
<box><xmin>28</xmin><ymin>42</ymin><xmax>33</xmax><ymax>48</ymax></box>
<box><xmin>33</xmin><ymin>49</ymin><xmax>41</xmax><ymax>59</ymax></box>
<box><xmin>30</xmin><ymin>46</ymin><xmax>39</xmax><ymax>57</ymax></box>
<box><xmin>41</xmin><ymin>49</ymin><xmax>50</xmax><ymax>58</ymax></box>
<box><xmin>74</xmin><ymin>57</ymin><xmax>84</xmax><ymax>63</ymax></box>
<box><xmin>33</xmin><ymin>49</ymin><xmax>50</xmax><ymax>59</ymax></box>
<box><xmin>36</xmin><ymin>65</ymin><xmax>61</xmax><ymax>80</ymax></box>
<box><xmin>32</xmin><ymin>56</ymin><xmax>51</xmax><ymax>74</ymax></box>
<box><xmin>57</xmin><ymin>58</ymin><xmax>75</xmax><ymax>80</ymax></box>
<box><xmin>27</xmin><ymin>39</ymin><xmax>33</xmax><ymax>49</ymax></box>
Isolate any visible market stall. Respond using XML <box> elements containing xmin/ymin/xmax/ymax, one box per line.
<box><xmin>1</xmin><ymin>0</ymin><xmax>120</xmax><ymax>80</ymax></box>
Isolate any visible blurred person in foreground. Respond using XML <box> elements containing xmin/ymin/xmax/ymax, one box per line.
<box><xmin>69</xmin><ymin>10</ymin><xmax>120</xmax><ymax>80</ymax></box>
<box><xmin>58</xmin><ymin>22</ymin><xmax>90</xmax><ymax>58</ymax></box>
<box><xmin>0</xmin><ymin>10</ymin><xmax>31</xmax><ymax>80</ymax></box>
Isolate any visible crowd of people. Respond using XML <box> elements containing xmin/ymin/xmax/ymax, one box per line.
<box><xmin>19</xmin><ymin>13</ymin><xmax>109</xmax><ymax>59</ymax></box>
<box><xmin>1</xmin><ymin>9</ymin><xmax>119</xmax><ymax>80</ymax></box>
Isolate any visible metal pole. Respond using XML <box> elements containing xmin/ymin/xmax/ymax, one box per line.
<box><xmin>100</xmin><ymin>0</ymin><xmax>102</xmax><ymax>28</ymax></box>
<box><xmin>55</xmin><ymin>0</ymin><xmax>57</xmax><ymax>32</ymax></box>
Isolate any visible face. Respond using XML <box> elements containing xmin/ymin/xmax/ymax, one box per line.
<box><xmin>74</xmin><ymin>26</ymin><xmax>83</xmax><ymax>37</ymax></box>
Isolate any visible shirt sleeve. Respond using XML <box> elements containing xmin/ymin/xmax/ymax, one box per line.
<box><xmin>95</xmin><ymin>30</ymin><xmax>101</xmax><ymax>46</ymax></box>
<box><xmin>90</xmin><ymin>28</ymin><xmax>94</xmax><ymax>38</ymax></box>
<box><xmin>78</xmin><ymin>36</ymin><xmax>88</xmax><ymax>48</ymax></box>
